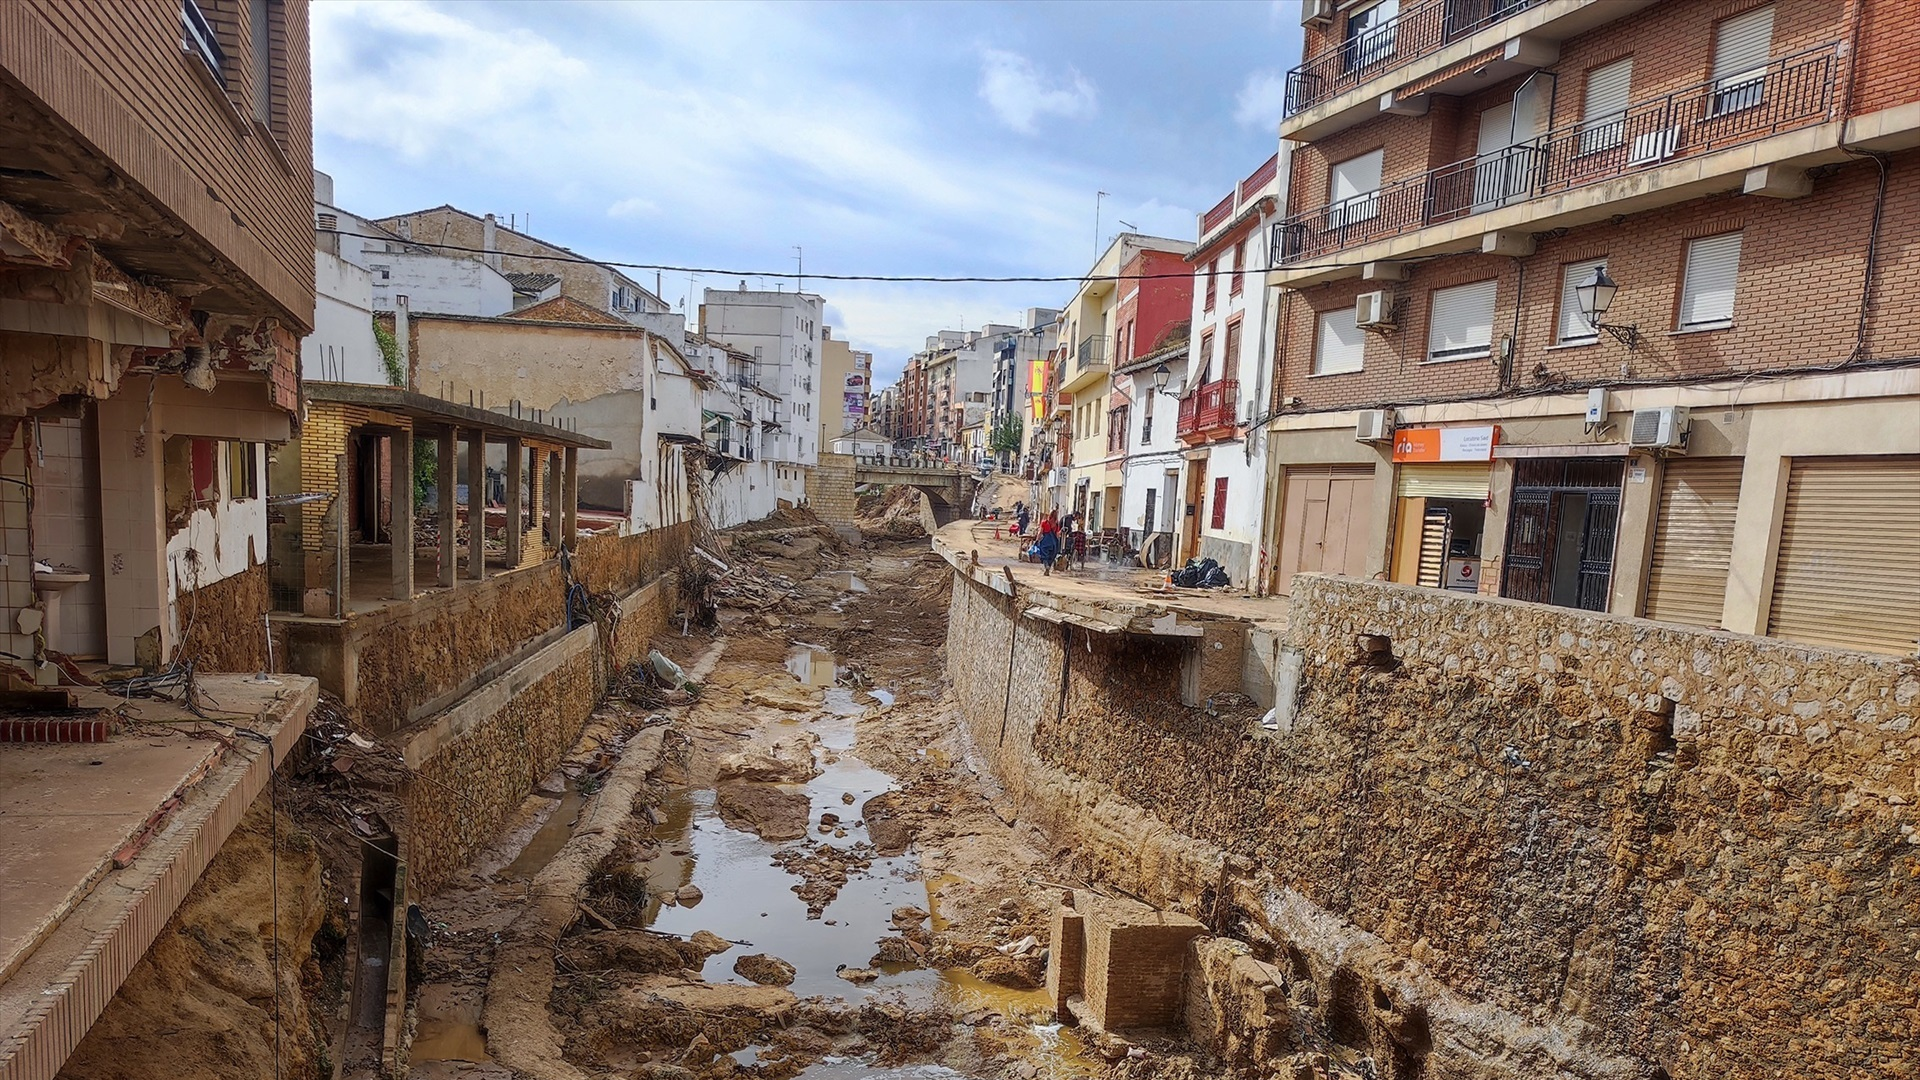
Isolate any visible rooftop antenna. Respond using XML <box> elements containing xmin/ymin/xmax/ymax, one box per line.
<box><xmin>1094</xmin><ymin>191</ymin><xmax>1109</xmax><ymax>260</ymax></box>
<box><xmin>794</xmin><ymin>246</ymin><xmax>804</xmax><ymax>292</ymax></box>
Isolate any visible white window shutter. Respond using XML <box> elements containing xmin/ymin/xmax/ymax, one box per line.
<box><xmin>1579</xmin><ymin>59</ymin><xmax>1632</xmax><ymax>153</ymax></box>
<box><xmin>1558</xmin><ymin>257</ymin><xmax>1606</xmax><ymax>343</ymax></box>
<box><xmin>1713</xmin><ymin>6</ymin><xmax>1775</xmax><ymax>82</ymax></box>
<box><xmin>1427</xmin><ymin>280</ymin><xmax>1497</xmax><ymax>361</ymax></box>
<box><xmin>1316</xmin><ymin>307</ymin><xmax>1365</xmax><ymax>374</ymax></box>
<box><xmin>1329</xmin><ymin>149</ymin><xmax>1384</xmax><ymax>226</ymax></box>
<box><xmin>1680</xmin><ymin>233</ymin><xmax>1743</xmax><ymax>329</ymax></box>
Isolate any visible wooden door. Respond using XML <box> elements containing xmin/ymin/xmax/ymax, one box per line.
<box><xmin>1183</xmin><ymin>459</ymin><xmax>1208</xmax><ymax>561</ymax></box>
<box><xmin>1276</xmin><ymin>466</ymin><xmax>1375</xmax><ymax>594</ymax></box>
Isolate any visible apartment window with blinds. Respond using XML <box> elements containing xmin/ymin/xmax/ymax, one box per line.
<box><xmin>1223</xmin><ymin>318</ymin><xmax>1243</xmax><ymax>381</ymax></box>
<box><xmin>1711</xmin><ymin>5</ymin><xmax>1775</xmax><ymax>116</ymax></box>
<box><xmin>1230</xmin><ymin>240</ymin><xmax>1246</xmax><ymax>296</ymax></box>
<box><xmin>1679</xmin><ymin>233</ymin><xmax>1742</xmax><ymax>331</ymax></box>
<box><xmin>1426</xmin><ymin>280</ymin><xmax>1497</xmax><ymax>362</ymax></box>
<box><xmin>1199</xmin><ymin>330</ymin><xmax>1216</xmax><ymax>381</ymax></box>
<box><xmin>1579</xmin><ymin>58</ymin><xmax>1632</xmax><ymax>154</ymax></box>
<box><xmin>1557</xmin><ymin>257</ymin><xmax>1606</xmax><ymax>344</ymax></box>
<box><xmin>1328</xmin><ymin>149</ymin><xmax>1383</xmax><ymax>228</ymax></box>
<box><xmin>1204</xmin><ymin>260</ymin><xmax>1218</xmax><ymax>311</ymax></box>
<box><xmin>1315</xmin><ymin>307</ymin><xmax>1365</xmax><ymax>375</ymax></box>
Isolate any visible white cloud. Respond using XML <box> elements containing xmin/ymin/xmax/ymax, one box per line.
<box><xmin>607</xmin><ymin>197</ymin><xmax>659</xmax><ymax>219</ymax></box>
<box><xmin>1234</xmin><ymin>70</ymin><xmax>1289</xmax><ymax>130</ymax></box>
<box><xmin>977</xmin><ymin>49</ymin><xmax>1097</xmax><ymax>134</ymax></box>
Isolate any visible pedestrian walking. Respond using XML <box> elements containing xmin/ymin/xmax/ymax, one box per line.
<box><xmin>1035</xmin><ymin>513</ymin><xmax>1061</xmax><ymax>576</ymax></box>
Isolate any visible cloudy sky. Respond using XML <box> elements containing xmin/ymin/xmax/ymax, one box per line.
<box><xmin>312</xmin><ymin>0</ymin><xmax>1304</xmax><ymax>385</ymax></box>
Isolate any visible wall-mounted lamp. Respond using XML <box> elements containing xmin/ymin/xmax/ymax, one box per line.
<box><xmin>1151</xmin><ymin>362</ymin><xmax>1171</xmax><ymax>393</ymax></box>
<box><xmin>1575</xmin><ymin>267</ymin><xmax>1640</xmax><ymax>350</ymax></box>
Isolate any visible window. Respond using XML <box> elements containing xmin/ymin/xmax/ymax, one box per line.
<box><xmin>1222</xmin><ymin>318</ymin><xmax>1243</xmax><ymax>382</ymax></box>
<box><xmin>1711</xmin><ymin>5</ymin><xmax>1774</xmax><ymax>116</ymax></box>
<box><xmin>181</xmin><ymin>0</ymin><xmax>226</xmax><ymax>85</ymax></box>
<box><xmin>248</xmin><ymin>0</ymin><xmax>273</xmax><ymax>125</ymax></box>
<box><xmin>1230</xmin><ymin>240</ymin><xmax>1246</xmax><ymax>296</ymax></box>
<box><xmin>162</xmin><ymin>435</ymin><xmax>220</xmax><ymax>531</ymax></box>
<box><xmin>1328</xmin><ymin>149</ymin><xmax>1383</xmax><ymax>228</ymax></box>
<box><xmin>1427</xmin><ymin>280</ymin><xmax>1497</xmax><ymax>362</ymax></box>
<box><xmin>228</xmin><ymin>441</ymin><xmax>259</xmax><ymax>500</ymax></box>
<box><xmin>1210</xmin><ymin>477</ymin><xmax>1229</xmax><ymax>530</ymax></box>
<box><xmin>1556</xmin><ymin>257</ymin><xmax>1606</xmax><ymax>344</ymax></box>
<box><xmin>1141</xmin><ymin>387</ymin><xmax>1155</xmax><ymax>444</ymax></box>
<box><xmin>1679</xmin><ymin>232</ymin><xmax>1742</xmax><ymax>331</ymax></box>
<box><xmin>1578</xmin><ymin>58</ymin><xmax>1632</xmax><ymax>154</ymax></box>
<box><xmin>1204</xmin><ymin>260</ymin><xmax>1218</xmax><ymax>311</ymax></box>
<box><xmin>1199</xmin><ymin>330</ymin><xmax>1216</xmax><ymax>382</ymax></box>
<box><xmin>1315</xmin><ymin>307</ymin><xmax>1365</xmax><ymax>375</ymax></box>
<box><xmin>1344</xmin><ymin>0</ymin><xmax>1399</xmax><ymax>72</ymax></box>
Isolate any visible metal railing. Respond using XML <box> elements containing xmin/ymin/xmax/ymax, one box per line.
<box><xmin>1273</xmin><ymin>45</ymin><xmax>1838</xmax><ymax>265</ymax></box>
<box><xmin>1177</xmin><ymin>379</ymin><xmax>1238</xmax><ymax>439</ymax></box>
<box><xmin>1070</xmin><ymin>334</ymin><xmax>1109</xmax><ymax>383</ymax></box>
<box><xmin>1284</xmin><ymin>0</ymin><xmax>1545</xmax><ymax>117</ymax></box>
<box><xmin>181</xmin><ymin>0</ymin><xmax>227</xmax><ymax>84</ymax></box>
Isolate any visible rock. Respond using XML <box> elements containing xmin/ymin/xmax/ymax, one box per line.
<box><xmin>689</xmin><ymin>930</ymin><xmax>731</xmax><ymax>955</ymax></box>
<box><xmin>833</xmin><ymin>827</ymin><xmax>848</xmax><ymax>838</ymax></box>
<box><xmin>997</xmin><ymin>934</ymin><xmax>1039</xmax><ymax>956</ymax></box>
<box><xmin>998</xmin><ymin>897</ymin><xmax>1019</xmax><ymax>913</ymax></box>
<box><xmin>733</xmin><ymin>953</ymin><xmax>798</xmax><ymax>987</ymax></box>
<box><xmin>840</xmin><ymin>792</ymin><xmax>856</xmax><ymax>805</ymax></box>
<box><xmin>835</xmin><ymin>965</ymin><xmax>879</xmax><ymax>984</ymax></box>
<box><xmin>678</xmin><ymin>1034</ymin><xmax>717</xmax><ymax>1066</ymax></box>
<box><xmin>637</xmin><ymin>1065</ymin><xmax>698</xmax><ymax>1080</ymax></box>
<box><xmin>658</xmin><ymin>891</ymin><xmax>678</xmax><ymax>907</ymax></box>
<box><xmin>674</xmin><ymin>885</ymin><xmax>704</xmax><ymax>906</ymax></box>
<box><xmin>890</xmin><ymin>905</ymin><xmax>929</xmax><ymax>929</ymax></box>
<box><xmin>820</xmin><ymin>812</ymin><xmax>840</xmax><ymax>826</ymax></box>
<box><xmin>971</xmin><ymin>953</ymin><xmax>1043</xmax><ymax>989</ymax></box>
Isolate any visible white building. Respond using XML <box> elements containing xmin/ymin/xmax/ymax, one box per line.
<box><xmin>1169</xmin><ymin>147</ymin><xmax>1288</xmax><ymax>585</ymax></box>
<box><xmin>700</xmin><ymin>287</ymin><xmax>826</xmax><ymax>507</ymax></box>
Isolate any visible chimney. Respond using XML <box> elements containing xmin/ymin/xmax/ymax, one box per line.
<box><xmin>394</xmin><ymin>295</ymin><xmax>411</xmax><ymax>387</ymax></box>
<box><xmin>482</xmin><ymin>214</ymin><xmax>501</xmax><ymax>270</ymax></box>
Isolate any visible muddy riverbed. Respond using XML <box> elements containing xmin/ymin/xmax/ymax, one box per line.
<box><xmin>404</xmin><ymin>528</ymin><xmax>1105</xmax><ymax>1080</ymax></box>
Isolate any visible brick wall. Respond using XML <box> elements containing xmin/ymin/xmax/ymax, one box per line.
<box><xmin>804</xmin><ymin>453</ymin><xmax>859</xmax><ymax>524</ymax></box>
<box><xmin>0</xmin><ymin>1</ymin><xmax>314</xmax><ymax>327</ymax></box>
<box><xmin>1077</xmin><ymin>893</ymin><xmax>1206</xmax><ymax>1032</ymax></box>
<box><xmin>1278</xmin><ymin>152</ymin><xmax>1919</xmax><ymax>411</ymax></box>
<box><xmin>943</xmin><ymin>566</ymin><xmax>1919</xmax><ymax>1078</ymax></box>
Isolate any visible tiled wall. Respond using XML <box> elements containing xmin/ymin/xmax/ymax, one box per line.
<box><xmin>31</xmin><ymin>415</ymin><xmax>106</xmax><ymax>656</ymax></box>
<box><xmin>1</xmin><ymin>426</ymin><xmax>34</xmax><ymax>668</ymax></box>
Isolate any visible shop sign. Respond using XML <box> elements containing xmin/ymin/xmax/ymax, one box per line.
<box><xmin>1392</xmin><ymin>425</ymin><xmax>1499</xmax><ymax>463</ymax></box>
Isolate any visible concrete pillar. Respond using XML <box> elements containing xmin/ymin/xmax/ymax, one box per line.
<box><xmin>465</xmin><ymin>430</ymin><xmax>486</xmax><ymax>580</ymax></box>
<box><xmin>1608</xmin><ymin>453</ymin><xmax>1661</xmax><ymax>617</ymax></box>
<box><xmin>547</xmin><ymin>450</ymin><xmax>562</xmax><ymax>549</ymax></box>
<box><xmin>390</xmin><ymin>431</ymin><xmax>413</xmax><ymax>599</ymax></box>
<box><xmin>1721</xmin><ymin>452</ymin><xmax>1791</xmax><ymax>635</ymax></box>
<box><xmin>503</xmin><ymin>436</ymin><xmax>523</xmax><ymax>568</ymax></box>
<box><xmin>335</xmin><ymin>453</ymin><xmax>351</xmax><ymax>615</ymax></box>
<box><xmin>96</xmin><ymin>390</ymin><xmax>168</xmax><ymax>667</ymax></box>
<box><xmin>563</xmin><ymin>447</ymin><xmax>579</xmax><ymax>545</ymax></box>
<box><xmin>437</xmin><ymin>428</ymin><xmax>456</xmax><ymax>588</ymax></box>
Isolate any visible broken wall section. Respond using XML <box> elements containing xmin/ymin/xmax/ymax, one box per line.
<box><xmin>945</xmin><ymin>567</ymin><xmax>1920</xmax><ymax>1080</ymax></box>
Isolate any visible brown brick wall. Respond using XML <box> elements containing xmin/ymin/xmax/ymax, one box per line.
<box><xmin>0</xmin><ymin>1</ymin><xmax>315</xmax><ymax>328</ymax></box>
<box><xmin>1277</xmin><ymin>151</ymin><xmax>1919</xmax><ymax>411</ymax></box>
<box><xmin>1853</xmin><ymin>0</ymin><xmax>1920</xmax><ymax>114</ymax></box>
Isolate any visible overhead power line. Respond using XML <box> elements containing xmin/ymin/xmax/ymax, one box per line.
<box><xmin>322</xmin><ymin>229</ymin><xmax>1434</xmax><ymax>285</ymax></box>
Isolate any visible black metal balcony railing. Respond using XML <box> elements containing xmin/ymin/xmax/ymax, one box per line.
<box><xmin>1076</xmin><ymin>334</ymin><xmax>1108</xmax><ymax>370</ymax></box>
<box><xmin>1273</xmin><ymin>45</ymin><xmax>1838</xmax><ymax>266</ymax></box>
<box><xmin>181</xmin><ymin>0</ymin><xmax>227</xmax><ymax>84</ymax></box>
<box><xmin>1284</xmin><ymin>0</ymin><xmax>1545</xmax><ymax>117</ymax></box>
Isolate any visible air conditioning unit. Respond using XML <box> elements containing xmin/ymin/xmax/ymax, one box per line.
<box><xmin>1301</xmin><ymin>0</ymin><xmax>1334</xmax><ymax>26</ymax></box>
<box><xmin>1048</xmin><ymin>467</ymin><xmax>1070</xmax><ymax>487</ymax></box>
<box><xmin>1628</xmin><ymin>405</ymin><xmax>1689</xmax><ymax>450</ymax></box>
<box><xmin>1627</xmin><ymin>126</ymin><xmax>1682</xmax><ymax>166</ymax></box>
<box><xmin>1355</xmin><ymin>290</ymin><xmax>1395</xmax><ymax>329</ymax></box>
<box><xmin>1355</xmin><ymin>408</ymin><xmax>1394</xmax><ymax>443</ymax></box>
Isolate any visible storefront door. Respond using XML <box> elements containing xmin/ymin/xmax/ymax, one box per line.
<box><xmin>1500</xmin><ymin>457</ymin><xmax>1625</xmax><ymax>611</ymax></box>
<box><xmin>1274</xmin><ymin>465</ymin><xmax>1375</xmax><ymax>595</ymax></box>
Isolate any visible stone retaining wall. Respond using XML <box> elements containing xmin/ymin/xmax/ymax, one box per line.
<box><xmin>946</xmin><ymin>568</ymin><xmax>1920</xmax><ymax>1079</ymax></box>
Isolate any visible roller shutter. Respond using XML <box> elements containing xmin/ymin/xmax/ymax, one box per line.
<box><xmin>1767</xmin><ymin>456</ymin><xmax>1920</xmax><ymax>655</ymax></box>
<box><xmin>1643</xmin><ymin>458</ymin><xmax>1743</xmax><ymax>627</ymax></box>
<box><xmin>1395</xmin><ymin>463</ymin><xmax>1492</xmax><ymax>499</ymax></box>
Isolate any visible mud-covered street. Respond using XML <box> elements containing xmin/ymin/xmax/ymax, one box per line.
<box><xmin>394</xmin><ymin>513</ymin><xmax>1106</xmax><ymax>1080</ymax></box>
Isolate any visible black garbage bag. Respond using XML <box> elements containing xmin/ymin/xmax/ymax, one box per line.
<box><xmin>1171</xmin><ymin>557</ymin><xmax>1227</xmax><ymax>588</ymax></box>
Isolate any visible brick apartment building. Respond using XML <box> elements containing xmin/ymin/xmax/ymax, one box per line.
<box><xmin>1263</xmin><ymin>0</ymin><xmax>1920</xmax><ymax>656</ymax></box>
<box><xmin>0</xmin><ymin>0</ymin><xmax>314</xmax><ymax>669</ymax></box>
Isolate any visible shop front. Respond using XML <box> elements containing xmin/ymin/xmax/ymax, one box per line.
<box><xmin>1387</xmin><ymin>426</ymin><xmax>1497</xmax><ymax>593</ymax></box>
<box><xmin>1499</xmin><ymin>455</ymin><xmax>1628</xmax><ymax>612</ymax></box>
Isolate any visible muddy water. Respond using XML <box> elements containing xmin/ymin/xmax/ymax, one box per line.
<box><xmin>500</xmin><ymin>787</ymin><xmax>588</xmax><ymax>880</ymax></box>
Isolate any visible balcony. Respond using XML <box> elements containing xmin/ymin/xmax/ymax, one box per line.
<box><xmin>1177</xmin><ymin>379</ymin><xmax>1239</xmax><ymax>444</ymax></box>
<box><xmin>1286</xmin><ymin>0</ymin><xmax>1547</xmax><ymax>119</ymax></box>
<box><xmin>1062</xmin><ymin>334</ymin><xmax>1109</xmax><ymax>394</ymax></box>
<box><xmin>1272</xmin><ymin>44</ymin><xmax>1840</xmax><ymax>279</ymax></box>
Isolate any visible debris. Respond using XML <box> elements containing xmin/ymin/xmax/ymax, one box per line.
<box><xmin>732</xmin><ymin>953</ymin><xmax>797</xmax><ymax>986</ymax></box>
<box><xmin>834</xmin><ymin>965</ymin><xmax>879</xmax><ymax>984</ymax></box>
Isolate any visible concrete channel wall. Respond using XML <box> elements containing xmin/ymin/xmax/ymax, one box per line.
<box><xmin>945</xmin><ymin>566</ymin><xmax>1920</xmax><ymax>1079</ymax></box>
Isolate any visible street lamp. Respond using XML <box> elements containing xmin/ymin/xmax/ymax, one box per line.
<box><xmin>1152</xmin><ymin>362</ymin><xmax>1171</xmax><ymax>393</ymax></box>
<box><xmin>1575</xmin><ymin>266</ymin><xmax>1640</xmax><ymax>349</ymax></box>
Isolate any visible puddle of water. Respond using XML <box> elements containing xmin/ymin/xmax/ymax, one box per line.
<box><xmin>409</xmin><ymin>985</ymin><xmax>489</xmax><ymax>1064</ymax></box>
<box><xmin>798</xmin><ymin>1064</ymin><xmax>967</xmax><ymax>1079</ymax></box>
<box><xmin>786</xmin><ymin>644</ymin><xmax>839</xmax><ymax>687</ymax></box>
<box><xmin>825</xmin><ymin>571</ymin><xmax>870</xmax><ymax>593</ymax></box>
<box><xmin>500</xmin><ymin>788</ymin><xmax>587</xmax><ymax>880</ymax></box>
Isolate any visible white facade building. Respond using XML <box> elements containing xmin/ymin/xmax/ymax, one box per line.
<box><xmin>700</xmin><ymin>287</ymin><xmax>826</xmax><ymax>507</ymax></box>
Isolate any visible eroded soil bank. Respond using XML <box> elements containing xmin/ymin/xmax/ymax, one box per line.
<box><xmin>399</xmin><ymin>523</ymin><xmax>1113</xmax><ymax>1080</ymax></box>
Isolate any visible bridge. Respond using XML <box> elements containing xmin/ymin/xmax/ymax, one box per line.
<box><xmin>852</xmin><ymin>457</ymin><xmax>979</xmax><ymax>524</ymax></box>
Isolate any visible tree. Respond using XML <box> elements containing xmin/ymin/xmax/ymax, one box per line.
<box><xmin>987</xmin><ymin>411</ymin><xmax>1024</xmax><ymax>457</ymax></box>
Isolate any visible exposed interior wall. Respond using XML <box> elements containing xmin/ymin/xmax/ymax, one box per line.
<box><xmin>944</xmin><ymin>567</ymin><xmax>1920</xmax><ymax>1079</ymax></box>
